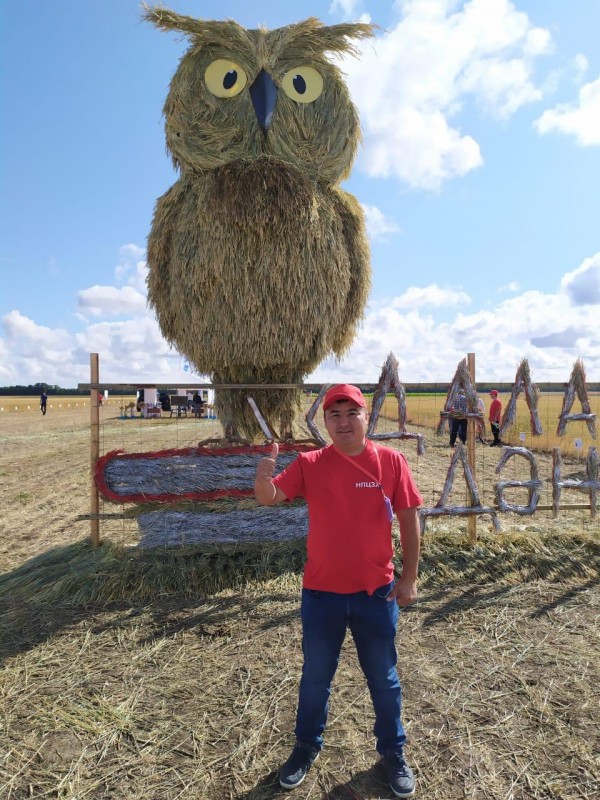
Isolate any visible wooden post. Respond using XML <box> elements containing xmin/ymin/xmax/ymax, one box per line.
<box><xmin>90</xmin><ymin>353</ymin><xmax>101</xmax><ymax>547</ymax></box>
<box><xmin>467</xmin><ymin>352</ymin><xmax>477</xmax><ymax>544</ymax></box>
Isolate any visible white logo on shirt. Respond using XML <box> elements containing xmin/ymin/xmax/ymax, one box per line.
<box><xmin>355</xmin><ymin>481</ymin><xmax>379</xmax><ymax>488</ymax></box>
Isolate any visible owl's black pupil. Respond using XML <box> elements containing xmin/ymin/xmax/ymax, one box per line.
<box><xmin>223</xmin><ymin>70</ymin><xmax>237</xmax><ymax>90</ymax></box>
<box><xmin>293</xmin><ymin>74</ymin><xmax>306</xmax><ymax>95</ymax></box>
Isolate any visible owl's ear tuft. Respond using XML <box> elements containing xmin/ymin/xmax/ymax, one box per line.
<box><xmin>141</xmin><ymin>4</ymin><xmax>208</xmax><ymax>38</ymax></box>
<box><xmin>275</xmin><ymin>17</ymin><xmax>376</xmax><ymax>58</ymax></box>
<box><xmin>315</xmin><ymin>21</ymin><xmax>377</xmax><ymax>54</ymax></box>
<box><xmin>142</xmin><ymin>5</ymin><xmax>251</xmax><ymax>52</ymax></box>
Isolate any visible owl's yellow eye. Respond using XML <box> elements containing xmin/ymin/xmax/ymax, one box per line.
<box><xmin>281</xmin><ymin>66</ymin><xmax>323</xmax><ymax>103</ymax></box>
<box><xmin>205</xmin><ymin>59</ymin><xmax>248</xmax><ymax>98</ymax></box>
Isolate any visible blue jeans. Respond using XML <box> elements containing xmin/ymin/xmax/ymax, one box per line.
<box><xmin>295</xmin><ymin>582</ymin><xmax>406</xmax><ymax>755</ymax></box>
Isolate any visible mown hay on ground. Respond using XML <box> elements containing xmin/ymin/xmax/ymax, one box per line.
<box><xmin>1</xmin><ymin>575</ymin><xmax>599</xmax><ymax>799</ymax></box>
<box><xmin>1</xmin><ymin>403</ymin><xmax>599</xmax><ymax>798</ymax></box>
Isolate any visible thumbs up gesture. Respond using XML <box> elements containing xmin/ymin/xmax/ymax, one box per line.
<box><xmin>255</xmin><ymin>442</ymin><xmax>283</xmax><ymax>505</ymax></box>
<box><xmin>257</xmin><ymin>442</ymin><xmax>279</xmax><ymax>481</ymax></box>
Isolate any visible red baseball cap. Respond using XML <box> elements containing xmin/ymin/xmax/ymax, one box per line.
<box><xmin>489</xmin><ymin>389</ymin><xmax>498</xmax><ymax>396</ymax></box>
<box><xmin>323</xmin><ymin>383</ymin><xmax>366</xmax><ymax>411</ymax></box>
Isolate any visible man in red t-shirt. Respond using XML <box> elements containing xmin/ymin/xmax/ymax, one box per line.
<box><xmin>488</xmin><ymin>389</ymin><xmax>503</xmax><ymax>446</ymax></box>
<box><xmin>255</xmin><ymin>384</ymin><xmax>422</xmax><ymax>798</ymax></box>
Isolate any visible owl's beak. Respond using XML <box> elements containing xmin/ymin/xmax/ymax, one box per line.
<box><xmin>250</xmin><ymin>69</ymin><xmax>278</xmax><ymax>134</ymax></box>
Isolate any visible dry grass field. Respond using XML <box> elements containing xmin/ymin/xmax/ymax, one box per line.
<box><xmin>1</xmin><ymin>398</ymin><xmax>599</xmax><ymax>799</ymax></box>
<box><xmin>398</xmin><ymin>391</ymin><xmax>600</xmax><ymax>458</ymax></box>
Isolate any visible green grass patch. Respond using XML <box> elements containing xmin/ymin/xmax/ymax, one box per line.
<box><xmin>14</xmin><ymin>491</ymin><xmax>34</xmax><ymax>505</ymax></box>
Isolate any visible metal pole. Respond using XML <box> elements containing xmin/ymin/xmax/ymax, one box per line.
<box><xmin>90</xmin><ymin>353</ymin><xmax>101</xmax><ymax>547</ymax></box>
<box><xmin>467</xmin><ymin>352</ymin><xmax>477</xmax><ymax>544</ymax></box>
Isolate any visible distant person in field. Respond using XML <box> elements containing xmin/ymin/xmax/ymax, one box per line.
<box><xmin>192</xmin><ymin>391</ymin><xmax>205</xmax><ymax>417</ymax></box>
<box><xmin>449</xmin><ymin>391</ymin><xmax>467</xmax><ymax>447</ymax></box>
<box><xmin>40</xmin><ymin>390</ymin><xmax>48</xmax><ymax>415</ymax></box>
<box><xmin>254</xmin><ymin>384</ymin><xmax>422</xmax><ymax>799</ymax></box>
<box><xmin>489</xmin><ymin>389</ymin><xmax>502</xmax><ymax>446</ymax></box>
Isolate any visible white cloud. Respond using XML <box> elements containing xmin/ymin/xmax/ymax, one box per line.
<box><xmin>339</xmin><ymin>0</ymin><xmax>552</xmax><ymax>189</ymax></box>
<box><xmin>392</xmin><ymin>283</ymin><xmax>470</xmax><ymax>309</ymax></box>
<box><xmin>460</xmin><ymin>57</ymin><xmax>542</xmax><ymax>119</ymax></box>
<box><xmin>2</xmin><ymin>247</ymin><xmax>600</xmax><ymax>387</ymax></box>
<box><xmin>560</xmin><ymin>252</ymin><xmax>600</xmax><ymax>305</ymax></box>
<box><xmin>530</xmin><ymin>328</ymin><xmax>584</xmax><ymax>349</ymax></box>
<box><xmin>310</xmin><ymin>276</ymin><xmax>600</xmax><ymax>383</ymax></box>
<box><xmin>573</xmin><ymin>53</ymin><xmax>588</xmax><ymax>83</ymax></box>
<box><xmin>362</xmin><ymin>203</ymin><xmax>401</xmax><ymax>239</ymax></box>
<box><xmin>119</xmin><ymin>243</ymin><xmax>145</xmax><ymax>262</ymax></box>
<box><xmin>360</xmin><ymin>107</ymin><xmax>483</xmax><ymax>190</ymax></box>
<box><xmin>499</xmin><ymin>281</ymin><xmax>520</xmax><ymax>292</ymax></box>
<box><xmin>329</xmin><ymin>0</ymin><xmax>361</xmax><ymax>16</ymax></box>
<box><xmin>77</xmin><ymin>243</ymin><xmax>149</xmax><ymax>317</ymax></box>
<box><xmin>0</xmin><ymin>245</ymin><xmax>192</xmax><ymax>386</ymax></box>
<box><xmin>2</xmin><ymin>311</ymin><xmax>77</xmax><ymax>382</ymax></box>
<box><xmin>0</xmin><ymin>310</ymin><xmax>184</xmax><ymax>387</ymax></box>
<box><xmin>73</xmin><ymin>318</ymin><xmax>176</xmax><ymax>376</ymax></box>
<box><xmin>535</xmin><ymin>74</ymin><xmax>600</xmax><ymax>146</ymax></box>
<box><xmin>77</xmin><ymin>285</ymin><xmax>147</xmax><ymax>317</ymax></box>
<box><xmin>114</xmin><ymin>243</ymin><xmax>148</xmax><ymax>292</ymax></box>
<box><xmin>3</xmin><ymin>310</ymin><xmax>72</xmax><ymax>356</ymax></box>
<box><xmin>310</xmin><ymin>250</ymin><xmax>600</xmax><ymax>383</ymax></box>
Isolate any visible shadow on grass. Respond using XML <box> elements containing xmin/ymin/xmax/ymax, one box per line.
<box><xmin>1</xmin><ymin>528</ymin><xmax>598</xmax><ymax>663</ymax></box>
<box><xmin>0</xmin><ymin>537</ymin><xmax>306</xmax><ymax>605</ymax></box>
<box><xmin>0</xmin><ymin>590</ymin><xmax>303</xmax><ymax>667</ymax></box>
<box><xmin>233</xmin><ymin>763</ymin><xmax>387</xmax><ymax>800</ymax></box>
<box><xmin>122</xmin><ymin>592</ymin><xmax>300</xmax><ymax>645</ymax></box>
<box><xmin>412</xmin><ymin>530</ymin><xmax>600</xmax><ymax>625</ymax></box>
<box><xmin>0</xmin><ymin>538</ymin><xmax>305</xmax><ymax>663</ymax></box>
<box><xmin>530</xmin><ymin>575</ymin><xmax>600</xmax><ymax>618</ymax></box>
<box><xmin>233</xmin><ymin>771</ymin><xmax>282</xmax><ymax>800</ymax></box>
<box><xmin>414</xmin><ymin>583</ymin><xmax>518</xmax><ymax>627</ymax></box>
<box><xmin>320</xmin><ymin>763</ymin><xmax>391</xmax><ymax>800</ymax></box>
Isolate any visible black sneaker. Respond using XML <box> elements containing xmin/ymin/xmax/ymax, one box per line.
<box><xmin>279</xmin><ymin>742</ymin><xmax>320</xmax><ymax>789</ymax></box>
<box><xmin>383</xmin><ymin>750</ymin><xmax>416</xmax><ymax>797</ymax></box>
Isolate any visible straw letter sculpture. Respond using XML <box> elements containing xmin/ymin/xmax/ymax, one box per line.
<box><xmin>144</xmin><ymin>7</ymin><xmax>373</xmax><ymax>439</ymax></box>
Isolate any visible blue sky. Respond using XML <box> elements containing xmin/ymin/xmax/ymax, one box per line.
<box><xmin>1</xmin><ymin>0</ymin><xmax>599</xmax><ymax>387</ymax></box>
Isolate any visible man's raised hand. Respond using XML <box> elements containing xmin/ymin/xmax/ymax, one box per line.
<box><xmin>256</xmin><ymin>442</ymin><xmax>279</xmax><ymax>482</ymax></box>
<box><xmin>254</xmin><ymin>441</ymin><xmax>284</xmax><ymax>505</ymax></box>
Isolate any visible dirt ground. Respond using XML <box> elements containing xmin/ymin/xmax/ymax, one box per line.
<box><xmin>0</xmin><ymin>404</ymin><xmax>599</xmax><ymax>799</ymax></box>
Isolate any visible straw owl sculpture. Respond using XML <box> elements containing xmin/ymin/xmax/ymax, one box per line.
<box><xmin>144</xmin><ymin>8</ymin><xmax>373</xmax><ymax>439</ymax></box>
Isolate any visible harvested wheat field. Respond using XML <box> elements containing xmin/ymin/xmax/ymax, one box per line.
<box><xmin>1</xmin><ymin>399</ymin><xmax>599</xmax><ymax>799</ymax></box>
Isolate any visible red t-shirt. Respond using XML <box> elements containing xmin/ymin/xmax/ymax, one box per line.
<box><xmin>489</xmin><ymin>399</ymin><xmax>502</xmax><ymax>423</ymax></box>
<box><xmin>273</xmin><ymin>442</ymin><xmax>422</xmax><ymax>595</ymax></box>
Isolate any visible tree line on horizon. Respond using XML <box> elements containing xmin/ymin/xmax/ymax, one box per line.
<box><xmin>0</xmin><ymin>383</ymin><xmax>134</xmax><ymax>397</ymax></box>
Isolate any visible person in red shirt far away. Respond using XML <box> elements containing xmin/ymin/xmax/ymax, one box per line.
<box><xmin>255</xmin><ymin>384</ymin><xmax>422</xmax><ymax>798</ymax></box>
<box><xmin>488</xmin><ymin>389</ymin><xmax>503</xmax><ymax>447</ymax></box>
